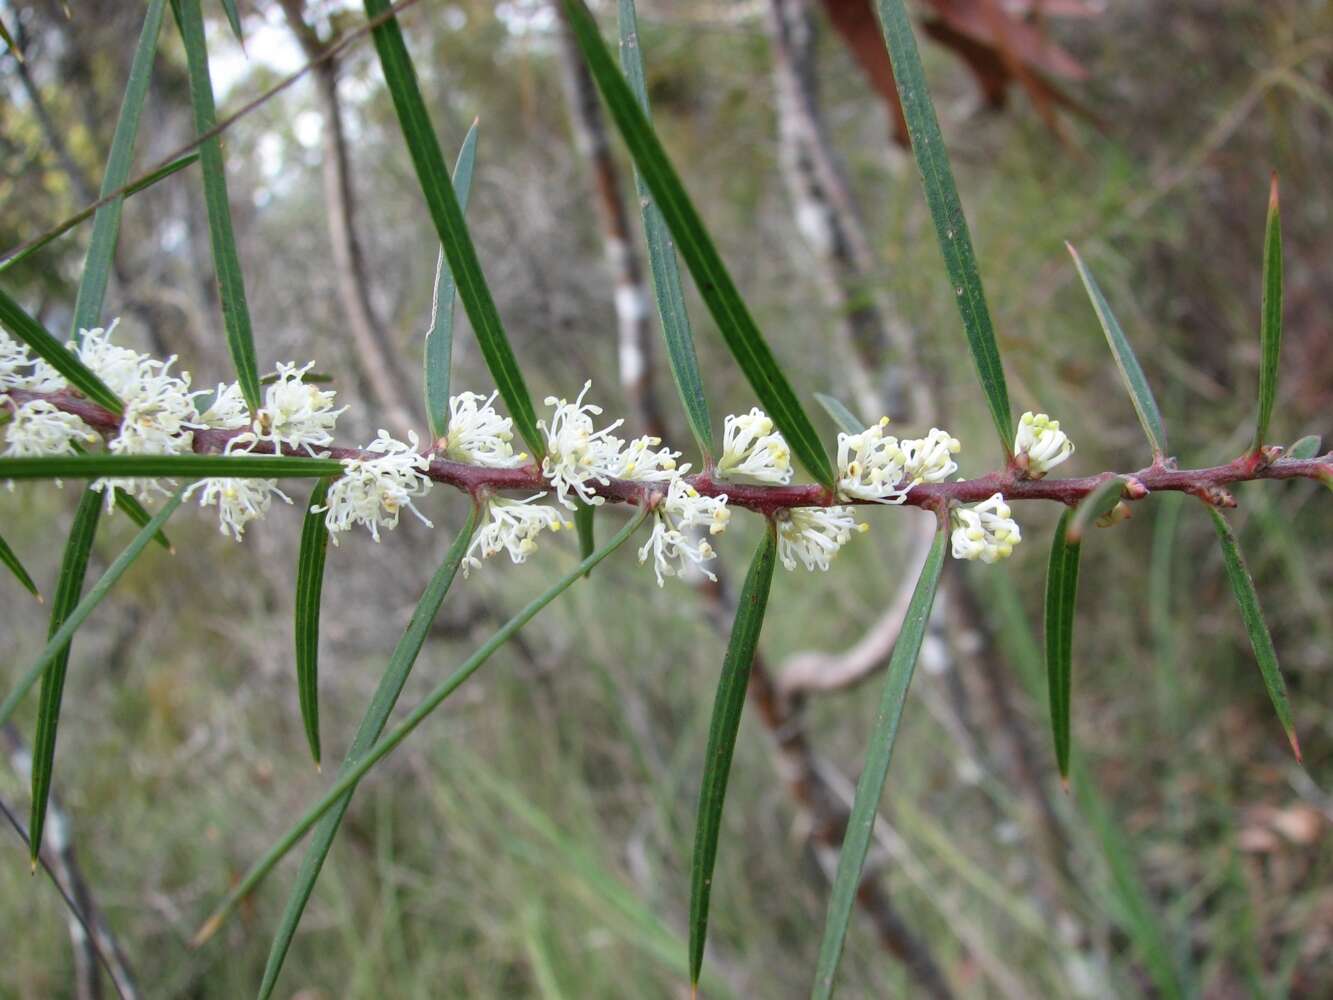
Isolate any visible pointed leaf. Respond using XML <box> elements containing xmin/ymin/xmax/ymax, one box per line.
<box><xmin>811</xmin><ymin>528</ymin><xmax>946</xmax><ymax>999</ymax></box>
<box><xmin>256</xmin><ymin>503</ymin><xmax>479</xmax><ymax>998</ymax></box>
<box><xmin>1253</xmin><ymin>174</ymin><xmax>1282</xmax><ymax>450</ymax></box>
<box><xmin>294</xmin><ymin>479</ymin><xmax>333</xmax><ymax>766</ymax></box>
<box><xmin>0</xmin><ymin>287</ymin><xmax>122</xmax><ymax>413</ymax></box>
<box><xmin>27</xmin><ymin>490</ymin><xmax>182</xmax><ymax>861</ymax></box>
<box><xmin>1207</xmin><ymin>506</ymin><xmax>1300</xmax><ymax>761</ymax></box>
<box><xmin>71</xmin><ymin>0</ymin><xmax>168</xmax><ymax>336</ymax></box>
<box><xmin>1044</xmin><ymin>507</ymin><xmax>1081</xmax><ymax>781</ymax></box>
<box><xmin>563</xmin><ymin>0</ymin><xmax>834</xmax><ymax>487</ymax></box>
<box><xmin>362</xmin><ymin>0</ymin><xmax>542</xmax><ymax>458</ymax></box>
<box><xmin>814</xmin><ymin>392</ymin><xmax>866</xmax><ymax>437</ymax></box>
<box><xmin>0</xmin><ymin>531</ymin><xmax>41</xmax><ymax>601</ymax></box>
<box><xmin>690</xmin><ymin>522</ymin><xmax>779</xmax><ymax>987</ymax></box>
<box><xmin>424</xmin><ymin>120</ymin><xmax>479</xmax><ymax>442</ymax></box>
<box><xmin>1285</xmin><ymin>435</ymin><xmax>1320</xmax><ymax>460</ymax></box>
<box><xmin>174</xmin><ymin>0</ymin><xmax>262</xmax><ymax>411</ymax></box>
<box><xmin>616</xmin><ymin>0</ymin><xmax>714</xmax><ymax>461</ymax></box>
<box><xmin>0</xmin><ymin>16</ymin><xmax>21</xmax><ymax>62</ymax></box>
<box><xmin>0</xmin><ymin>454</ymin><xmax>341</xmax><ymax>480</ymax></box>
<box><xmin>219</xmin><ymin>0</ymin><xmax>243</xmax><ymax>44</ymax></box>
<box><xmin>1067</xmin><ymin>243</ymin><xmax>1168</xmax><ymax>458</ymax></box>
<box><xmin>0</xmin><ymin>154</ymin><xmax>199</xmax><ymax>275</ymax></box>
<box><xmin>196</xmin><ymin>505</ymin><xmax>649</xmax><ymax>953</ymax></box>
<box><xmin>2</xmin><ymin>491</ymin><xmax>183</xmax><ymax>735</ymax></box>
<box><xmin>870</xmin><ymin>0</ymin><xmax>1012</xmax><ymax>453</ymax></box>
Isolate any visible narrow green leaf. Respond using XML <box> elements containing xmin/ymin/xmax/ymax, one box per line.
<box><xmin>0</xmin><ymin>16</ymin><xmax>21</xmax><ymax>62</ymax></box>
<box><xmin>1206</xmin><ymin>506</ymin><xmax>1301</xmax><ymax>761</ymax></box>
<box><xmin>294</xmin><ymin>479</ymin><xmax>333</xmax><ymax>766</ymax></box>
<box><xmin>219</xmin><ymin>0</ymin><xmax>243</xmax><ymax>44</ymax></box>
<box><xmin>362</xmin><ymin>0</ymin><xmax>543</xmax><ymax>457</ymax></box>
<box><xmin>1044</xmin><ymin>508</ymin><xmax>1081</xmax><ymax>782</ymax></box>
<box><xmin>255</xmin><ymin>504</ymin><xmax>481</xmax><ymax>998</ymax></box>
<box><xmin>0</xmin><ymin>287</ymin><xmax>122</xmax><ymax>413</ymax></box>
<box><xmin>424</xmin><ymin>120</ymin><xmax>479</xmax><ymax>443</ymax></box>
<box><xmin>814</xmin><ymin>392</ymin><xmax>865</xmax><ymax>437</ymax></box>
<box><xmin>1067</xmin><ymin>243</ymin><xmax>1168</xmax><ymax>458</ymax></box>
<box><xmin>196</xmin><ymin>505</ymin><xmax>649</xmax><ymax>952</ymax></box>
<box><xmin>2</xmin><ymin>491</ymin><xmax>182</xmax><ymax>734</ymax></box>
<box><xmin>1066</xmin><ymin>476</ymin><xmax>1127</xmax><ymax>544</ymax></box>
<box><xmin>28</xmin><ymin>490</ymin><xmax>182</xmax><ymax>862</ymax></box>
<box><xmin>1285</xmin><ymin>435</ymin><xmax>1320</xmax><ymax>460</ymax></box>
<box><xmin>690</xmin><ymin>522</ymin><xmax>779</xmax><ymax>987</ymax></box>
<box><xmin>574</xmin><ymin>500</ymin><xmax>596</xmax><ymax>572</ymax></box>
<box><xmin>811</xmin><ymin>528</ymin><xmax>946</xmax><ymax>999</ymax></box>
<box><xmin>0</xmin><ymin>531</ymin><xmax>41</xmax><ymax>601</ymax></box>
<box><xmin>71</xmin><ymin>0</ymin><xmax>168</xmax><ymax>336</ymax></box>
<box><xmin>0</xmin><ymin>154</ymin><xmax>199</xmax><ymax>275</ymax></box>
<box><xmin>174</xmin><ymin>0</ymin><xmax>262</xmax><ymax>411</ymax></box>
<box><xmin>869</xmin><ymin>0</ymin><xmax>1011</xmax><ymax>453</ymax></box>
<box><xmin>1253</xmin><ymin>174</ymin><xmax>1282</xmax><ymax>450</ymax></box>
<box><xmin>0</xmin><ymin>454</ymin><xmax>341</xmax><ymax>480</ymax></box>
<box><xmin>616</xmin><ymin>0</ymin><xmax>714</xmax><ymax>461</ymax></box>
<box><xmin>563</xmin><ymin>0</ymin><xmax>834</xmax><ymax>487</ymax></box>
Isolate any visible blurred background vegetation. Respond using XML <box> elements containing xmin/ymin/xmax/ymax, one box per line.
<box><xmin>1</xmin><ymin>0</ymin><xmax>1330</xmax><ymax>996</ymax></box>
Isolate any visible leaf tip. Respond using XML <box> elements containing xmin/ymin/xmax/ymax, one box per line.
<box><xmin>29</xmin><ymin>856</ymin><xmax>37</xmax><ymax>875</ymax></box>
<box><xmin>1287</xmin><ymin>729</ymin><xmax>1303</xmax><ymax>765</ymax></box>
<box><xmin>1268</xmin><ymin>171</ymin><xmax>1279</xmax><ymax>213</ymax></box>
<box><xmin>1059</xmin><ymin>774</ymin><xmax>1071</xmax><ymax>795</ymax></box>
<box><xmin>191</xmin><ymin>913</ymin><xmax>222</xmax><ymax>949</ymax></box>
<box><xmin>34</xmin><ymin>591</ymin><xmax>45</xmax><ymax>605</ymax></box>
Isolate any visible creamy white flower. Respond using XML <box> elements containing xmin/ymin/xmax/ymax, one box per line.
<box><xmin>185</xmin><ymin>477</ymin><xmax>292</xmax><ymax>541</ymax></box>
<box><xmin>607</xmin><ymin>434</ymin><xmax>683</xmax><ymax>482</ymax></box>
<box><xmin>1</xmin><ymin>329</ymin><xmax>32</xmax><ymax>393</ymax></box>
<box><xmin>198</xmin><ymin>381</ymin><xmax>250</xmax><ymax>430</ymax></box>
<box><xmin>444</xmin><ymin>391</ymin><xmax>527</xmax><ymax>468</ymax></box>
<box><xmin>950</xmin><ymin>493</ymin><xmax>1021</xmax><ymax>563</ymax></box>
<box><xmin>1014</xmin><ymin>411</ymin><xmax>1073</xmax><ymax>477</ymax></box>
<box><xmin>638</xmin><ymin>477</ymin><xmax>731</xmax><ymax>586</ymax></box>
<box><xmin>2</xmin><ymin>400</ymin><xmax>99</xmax><ymax>457</ymax></box>
<box><xmin>837</xmin><ymin>417</ymin><xmax>910</xmax><ymax>503</ymax></box>
<box><xmin>239</xmin><ymin>361</ymin><xmax>344</xmax><ymax>457</ymax></box>
<box><xmin>538</xmin><ymin>381</ymin><xmax>626</xmax><ymax>509</ymax></box>
<box><xmin>776</xmin><ymin>505</ymin><xmax>865</xmax><ymax>572</ymax></box>
<box><xmin>90</xmin><ymin>336</ymin><xmax>203</xmax><ymax>510</ymax></box>
<box><xmin>320</xmin><ymin>430</ymin><xmax>432</xmax><ymax>543</ymax></box>
<box><xmin>464</xmin><ymin>493</ymin><xmax>567</xmax><ymax>575</ymax></box>
<box><xmin>717</xmin><ymin>408</ymin><xmax>792</xmax><ymax>484</ymax></box>
<box><xmin>74</xmin><ymin>320</ymin><xmax>149</xmax><ymax>399</ymax></box>
<box><xmin>900</xmin><ymin>427</ymin><xmax>961</xmax><ymax>485</ymax></box>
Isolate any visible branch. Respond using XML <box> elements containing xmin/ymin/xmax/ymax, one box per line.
<box><xmin>8</xmin><ymin>389</ymin><xmax>1330</xmax><ymax>515</ymax></box>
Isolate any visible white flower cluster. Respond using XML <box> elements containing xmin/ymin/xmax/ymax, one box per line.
<box><xmin>951</xmin><ymin>493</ymin><xmax>1021</xmax><ymax>563</ymax></box>
<box><xmin>443</xmin><ymin>391</ymin><xmax>527</xmax><ymax>467</ymax></box>
<box><xmin>718</xmin><ymin>408</ymin><xmax>791</xmax><ymax>484</ymax></box>
<box><xmin>638</xmin><ymin>477</ymin><xmax>731</xmax><ymax>586</ymax></box>
<box><xmin>777</xmin><ymin>505</ymin><xmax>867</xmax><ymax>572</ymax></box>
<box><xmin>836</xmin><ymin>417</ymin><xmax>960</xmax><ymax>503</ymax></box>
<box><xmin>465</xmin><ymin>494</ymin><xmax>567</xmax><ymax>576</ymax></box>
<box><xmin>318</xmin><ymin>430</ymin><xmax>432</xmax><ymax>543</ymax></box>
<box><xmin>1013</xmin><ymin>411</ymin><xmax>1074</xmax><ymax>477</ymax></box>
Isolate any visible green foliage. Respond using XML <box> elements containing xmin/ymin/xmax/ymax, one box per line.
<box><xmin>689</xmin><ymin>522</ymin><xmax>778</xmax><ymax>987</ymax></box>
<box><xmin>0</xmin><ymin>530</ymin><xmax>41</xmax><ymax>601</ymax></box>
<box><xmin>70</xmin><ymin>0</ymin><xmax>167</xmax><ymax>337</ymax></box>
<box><xmin>173</xmin><ymin>0</ymin><xmax>263</xmax><ymax>411</ymax></box>
<box><xmin>1207</xmin><ymin>506</ymin><xmax>1301</xmax><ymax>761</ymax></box>
<box><xmin>812</xmin><ymin>527</ymin><xmax>947</xmax><ymax>999</ymax></box>
<box><xmin>617</xmin><ymin>0</ymin><xmax>714</xmax><ymax>462</ymax></box>
<box><xmin>294</xmin><ymin>479</ymin><xmax>333</xmax><ymax>766</ymax></box>
<box><xmin>0</xmin><ymin>287</ymin><xmax>122</xmax><ymax>413</ymax></box>
<box><xmin>1067</xmin><ymin>243</ymin><xmax>1168</xmax><ymax>458</ymax></box>
<box><xmin>563</xmin><ymin>0</ymin><xmax>834</xmax><ymax>487</ymax></box>
<box><xmin>1043</xmin><ymin>507</ymin><xmax>1080</xmax><ymax>781</ymax></box>
<box><xmin>423</xmin><ymin>121</ymin><xmax>479</xmax><ymax>443</ymax></box>
<box><xmin>870</xmin><ymin>0</ymin><xmax>1012</xmax><ymax>454</ymax></box>
<box><xmin>0</xmin><ymin>454</ymin><xmax>342</xmax><ymax>480</ymax></box>
<box><xmin>258</xmin><ymin>507</ymin><xmax>480</xmax><ymax>999</ymax></box>
<box><xmin>362</xmin><ymin>0</ymin><xmax>544</xmax><ymax>458</ymax></box>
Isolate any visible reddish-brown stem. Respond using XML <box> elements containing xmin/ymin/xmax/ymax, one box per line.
<box><xmin>6</xmin><ymin>389</ymin><xmax>1330</xmax><ymax>514</ymax></box>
